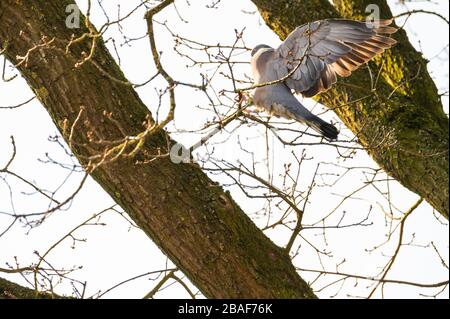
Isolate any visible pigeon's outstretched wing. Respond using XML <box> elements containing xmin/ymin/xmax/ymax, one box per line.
<box><xmin>272</xmin><ymin>19</ymin><xmax>397</xmax><ymax>97</ymax></box>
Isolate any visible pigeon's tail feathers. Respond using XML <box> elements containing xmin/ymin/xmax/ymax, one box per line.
<box><xmin>306</xmin><ymin>116</ymin><xmax>339</xmax><ymax>140</ymax></box>
<box><xmin>313</xmin><ymin>120</ymin><xmax>339</xmax><ymax>140</ymax></box>
<box><xmin>280</xmin><ymin>97</ymin><xmax>339</xmax><ymax>140</ymax></box>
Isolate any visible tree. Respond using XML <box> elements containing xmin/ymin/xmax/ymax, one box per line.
<box><xmin>252</xmin><ymin>0</ymin><xmax>449</xmax><ymax>219</ymax></box>
<box><xmin>0</xmin><ymin>0</ymin><xmax>315</xmax><ymax>299</ymax></box>
<box><xmin>0</xmin><ymin>0</ymin><xmax>448</xmax><ymax>298</ymax></box>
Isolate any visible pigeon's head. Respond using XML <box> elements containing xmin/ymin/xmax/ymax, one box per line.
<box><xmin>251</xmin><ymin>44</ymin><xmax>272</xmax><ymax>57</ymax></box>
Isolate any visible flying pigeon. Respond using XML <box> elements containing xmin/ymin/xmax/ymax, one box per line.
<box><xmin>250</xmin><ymin>19</ymin><xmax>398</xmax><ymax>140</ymax></box>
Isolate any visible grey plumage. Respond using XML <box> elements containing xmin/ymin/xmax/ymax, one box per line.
<box><xmin>251</xmin><ymin>19</ymin><xmax>398</xmax><ymax>140</ymax></box>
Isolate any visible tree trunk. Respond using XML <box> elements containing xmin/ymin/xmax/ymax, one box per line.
<box><xmin>0</xmin><ymin>0</ymin><xmax>315</xmax><ymax>298</ymax></box>
<box><xmin>0</xmin><ymin>277</ymin><xmax>64</xmax><ymax>299</ymax></box>
<box><xmin>251</xmin><ymin>0</ymin><xmax>449</xmax><ymax>219</ymax></box>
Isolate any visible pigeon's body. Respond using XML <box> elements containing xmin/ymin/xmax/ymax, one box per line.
<box><xmin>250</xmin><ymin>19</ymin><xmax>398</xmax><ymax>140</ymax></box>
<box><xmin>252</xmin><ymin>48</ymin><xmax>340</xmax><ymax>139</ymax></box>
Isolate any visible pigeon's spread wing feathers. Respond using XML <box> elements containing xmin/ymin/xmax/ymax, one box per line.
<box><xmin>273</xmin><ymin>19</ymin><xmax>397</xmax><ymax>97</ymax></box>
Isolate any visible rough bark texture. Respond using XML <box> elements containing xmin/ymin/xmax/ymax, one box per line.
<box><xmin>0</xmin><ymin>277</ymin><xmax>61</xmax><ymax>299</ymax></box>
<box><xmin>251</xmin><ymin>0</ymin><xmax>449</xmax><ymax>219</ymax></box>
<box><xmin>0</xmin><ymin>0</ymin><xmax>316</xmax><ymax>298</ymax></box>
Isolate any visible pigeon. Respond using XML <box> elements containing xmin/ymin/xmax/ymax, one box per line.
<box><xmin>250</xmin><ymin>19</ymin><xmax>398</xmax><ymax>140</ymax></box>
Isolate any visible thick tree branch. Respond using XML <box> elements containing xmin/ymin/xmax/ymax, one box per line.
<box><xmin>0</xmin><ymin>277</ymin><xmax>61</xmax><ymax>299</ymax></box>
<box><xmin>251</xmin><ymin>0</ymin><xmax>449</xmax><ymax>219</ymax></box>
<box><xmin>0</xmin><ymin>0</ymin><xmax>315</xmax><ymax>298</ymax></box>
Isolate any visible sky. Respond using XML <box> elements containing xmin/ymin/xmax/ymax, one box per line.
<box><xmin>0</xmin><ymin>0</ymin><xmax>448</xmax><ymax>298</ymax></box>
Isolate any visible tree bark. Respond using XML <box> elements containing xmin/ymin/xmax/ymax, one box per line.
<box><xmin>0</xmin><ymin>0</ymin><xmax>315</xmax><ymax>298</ymax></box>
<box><xmin>0</xmin><ymin>277</ymin><xmax>62</xmax><ymax>299</ymax></box>
<box><xmin>251</xmin><ymin>0</ymin><xmax>449</xmax><ymax>219</ymax></box>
